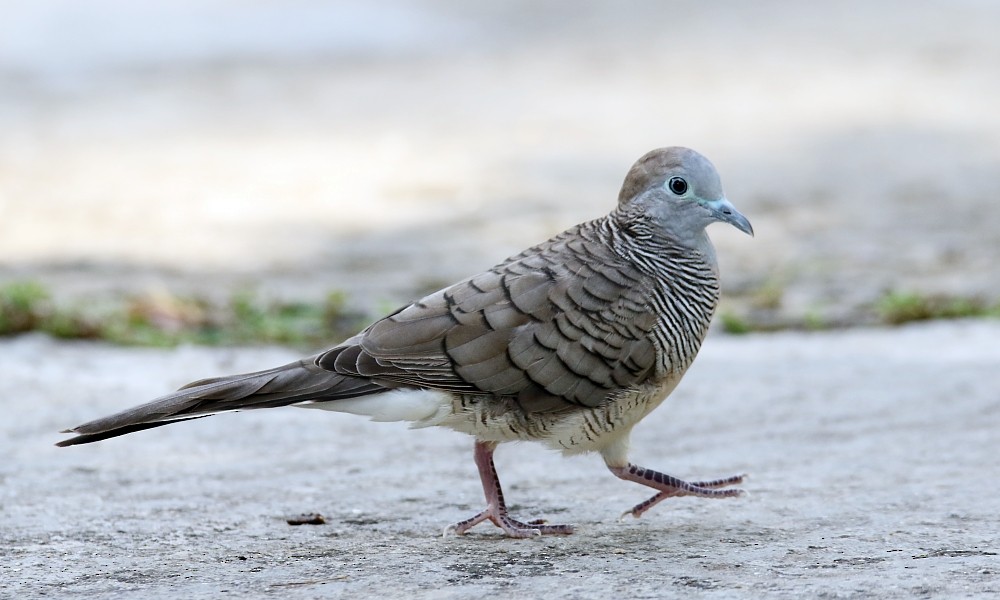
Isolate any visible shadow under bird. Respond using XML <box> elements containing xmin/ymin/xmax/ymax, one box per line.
<box><xmin>58</xmin><ymin>146</ymin><xmax>754</xmax><ymax>538</ymax></box>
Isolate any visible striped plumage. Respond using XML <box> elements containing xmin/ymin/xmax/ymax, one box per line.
<box><xmin>58</xmin><ymin>147</ymin><xmax>753</xmax><ymax>538</ymax></box>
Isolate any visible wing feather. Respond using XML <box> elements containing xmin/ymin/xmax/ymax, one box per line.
<box><xmin>316</xmin><ymin>224</ymin><xmax>659</xmax><ymax>411</ymax></box>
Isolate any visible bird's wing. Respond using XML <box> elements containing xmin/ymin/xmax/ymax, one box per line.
<box><xmin>318</xmin><ymin>232</ymin><xmax>658</xmax><ymax>412</ymax></box>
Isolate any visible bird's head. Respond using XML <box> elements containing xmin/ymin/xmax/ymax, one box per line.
<box><xmin>615</xmin><ymin>147</ymin><xmax>753</xmax><ymax>244</ymax></box>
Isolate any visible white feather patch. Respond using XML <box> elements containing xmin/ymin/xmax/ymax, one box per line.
<box><xmin>294</xmin><ymin>388</ymin><xmax>452</xmax><ymax>425</ymax></box>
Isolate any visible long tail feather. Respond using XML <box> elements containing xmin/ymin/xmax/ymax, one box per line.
<box><xmin>56</xmin><ymin>358</ymin><xmax>384</xmax><ymax>446</ymax></box>
<box><xmin>55</xmin><ymin>416</ymin><xmax>210</xmax><ymax>447</ymax></box>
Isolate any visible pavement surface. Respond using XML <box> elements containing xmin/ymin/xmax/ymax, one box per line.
<box><xmin>2</xmin><ymin>2</ymin><xmax>1000</xmax><ymax>598</ymax></box>
<box><xmin>3</xmin><ymin>321</ymin><xmax>999</xmax><ymax>598</ymax></box>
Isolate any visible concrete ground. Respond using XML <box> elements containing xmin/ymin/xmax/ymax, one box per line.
<box><xmin>3</xmin><ymin>321</ymin><xmax>999</xmax><ymax>598</ymax></box>
<box><xmin>2</xmin><ymin>1</ymin><xmax>1000</xmax><ymax>598</ymax></box>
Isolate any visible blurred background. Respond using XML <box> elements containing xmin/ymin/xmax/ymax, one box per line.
<box><xmin>2</xmin><ymin>0</ymin><xmax>998</xmax><ymax>344</ymax></box>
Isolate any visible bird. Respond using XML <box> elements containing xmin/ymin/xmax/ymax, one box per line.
<box><xmin>58</xmin><ymin>146</ymin><xmax>754</xmax><ymax>538</ymax></box>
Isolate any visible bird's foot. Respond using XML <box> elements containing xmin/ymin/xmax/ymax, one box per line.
<box><xmin>610</xmin><ymin>466</ymin><xmax>747</xmax><ymax>519</ymax></box>
<box><xmin>451</xmin><ymin>441</ymin><xmax>575</xmax><ymax>538</ymax></box>
<box><xmin>445</xmin><ymin>507</ymin><xmax>575</xmax><ymax>538</ymax></box>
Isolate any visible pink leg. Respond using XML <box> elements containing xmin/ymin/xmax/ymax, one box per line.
<box><xmin>609</xmin><ymin>464</ymin><xmax>746</xmax><ymax>519</ymax></box>
<box><xmin>446</xmin><ymin>441</ymin><xmax>574</xmax><ymax>538</ymax></box>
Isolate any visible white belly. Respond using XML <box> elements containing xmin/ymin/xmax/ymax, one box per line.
<box><xmin>293</xmin><ymin>376</ymin><xmax>681</xmax><ymax>456</ymax></box>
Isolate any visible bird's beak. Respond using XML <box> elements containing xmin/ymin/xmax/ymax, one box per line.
<box><xmin>709</xmin><ymin>198</ymin><xmax>754</xmax><ymax>237</ymax></box>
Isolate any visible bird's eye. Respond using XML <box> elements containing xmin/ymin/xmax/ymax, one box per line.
<box><xmin>668</xmin><ymin>177</ymin><xmax>688</xmax><ymax>195</ymax></box>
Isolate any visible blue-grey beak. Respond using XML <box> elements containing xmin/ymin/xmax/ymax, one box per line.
<box><xmin>708</xmin><ymin>198</ymin><xmax>754</xmax><ymax>237</ymax></box>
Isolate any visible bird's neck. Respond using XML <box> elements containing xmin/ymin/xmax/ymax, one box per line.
<box><xmin>607</xmin><ymin>211</ymin><xmax>719</xmax><ymax>278</ymax></box>
<box><xmin>603</xmin><ymin>216</ymin><xmax>721</xmax><ymax>377</ymax></box>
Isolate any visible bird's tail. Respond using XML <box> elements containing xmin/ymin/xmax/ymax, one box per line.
<box><xmin>56</xmin><ymin>358</ymin><xmax>383</xmax><ymax>446</ymax></box>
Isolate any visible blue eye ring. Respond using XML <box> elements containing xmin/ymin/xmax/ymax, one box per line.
<box><xmin>668</xmin><ymin>177</ymin><xmax>688</xmax><ymax>195</ymax></box>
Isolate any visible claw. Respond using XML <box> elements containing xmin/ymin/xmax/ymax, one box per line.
<box><xmin>447</xmin><ymin>508</ymin><xmax>572</xmax><ymax>538</ymax></box>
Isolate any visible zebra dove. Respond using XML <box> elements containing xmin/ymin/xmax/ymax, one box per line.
<box><xmin>58</xmin><ymin>146</ymin><xmax>754</xmax><ymax>538</ymax></box>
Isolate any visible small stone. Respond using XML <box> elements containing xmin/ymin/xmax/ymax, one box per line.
<box><xmin>287</xmin><ymin>513</ymin><xmax>326</xmax><ymax>526</ymax></box>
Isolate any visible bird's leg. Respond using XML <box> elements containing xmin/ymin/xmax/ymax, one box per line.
<box><xmin>608</xmin><ymin>464</ymin><xmax>746</xmax><ymax>519</ymax></box>
<box><xmin>446</xmin><ymin>440</ymin><xmax>574</xmax><ymax>538</ymax></box>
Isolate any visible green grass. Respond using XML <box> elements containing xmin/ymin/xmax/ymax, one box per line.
<box><xmin>719</xmin><ymin>311</ymin><xmax>752</xmax><ymax>334</ymax></box>
<box><xmin>876</xmin><ymin>291</ymin><xmax>999</xmax><ymax>325</ymax></box>
<box><xmin>4</xmin><ymin>280</ymin><xmax>1000</xmax><ymax>345</ymax></box>
<box><xmin>0</xmin><ymin>281</ymin><xmax>49</xmax><ymax>333</ymax></box>
<box><xmin>0</xmin><ymin>281</ymin><xmax>365</xmax><ymax>348</ymax></box>
<box><xmin>719</xmin><ymin>288</ymin><xmax>1000</xmax><ymax>334</ymax></box>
